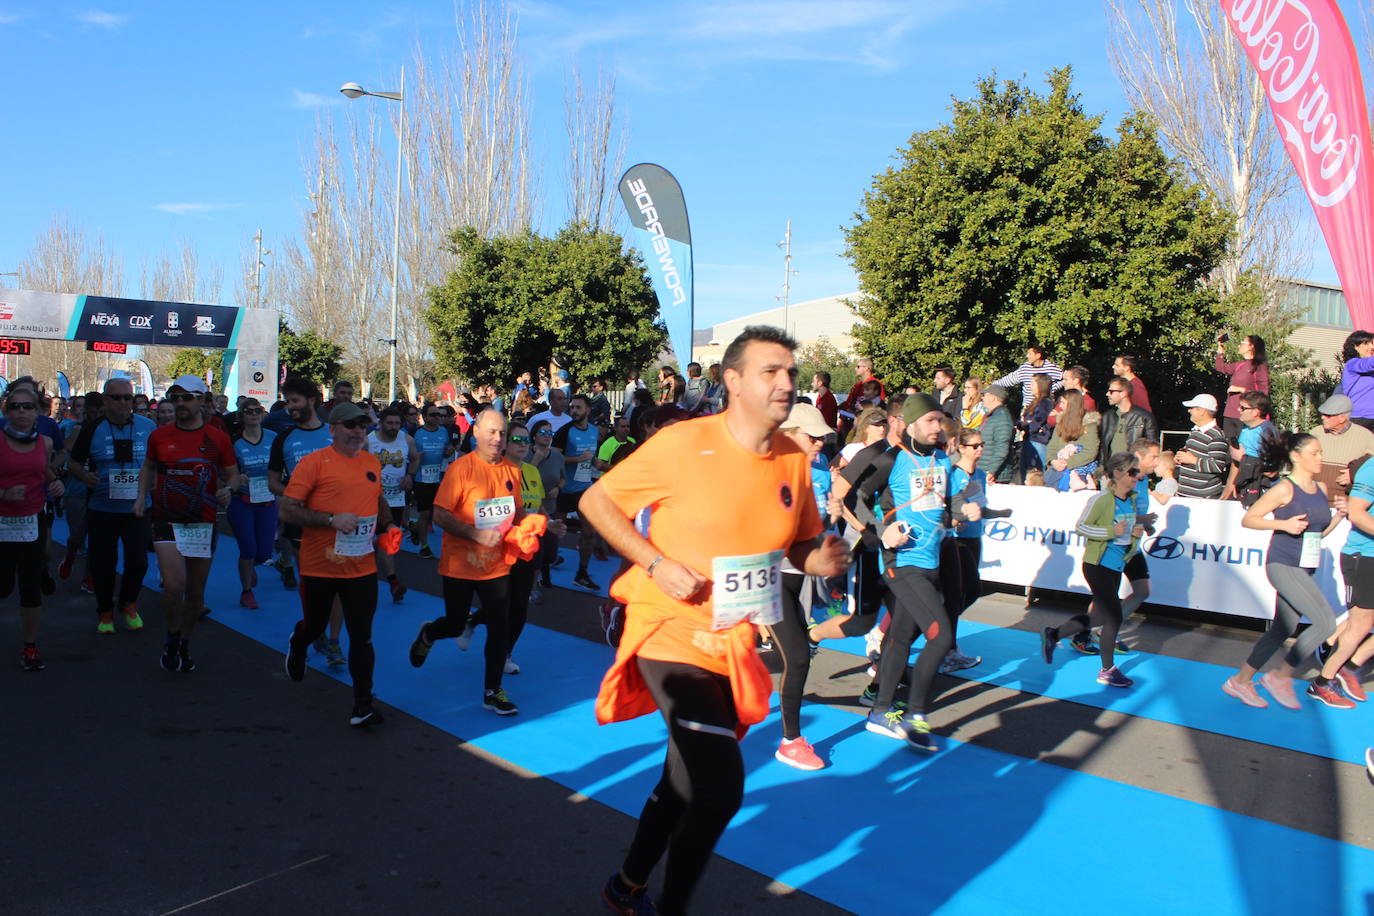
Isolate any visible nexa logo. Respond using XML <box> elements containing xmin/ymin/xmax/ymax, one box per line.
<box><xmin>90</xmin><ymin>312</ymin><xmax>120</xmax><ymax>326</ymax></box>
<box><xmin>626</xmin><ymin>177</ymin><xmax>688</xmax><ymax>307</ymax></box>
<box><xmin>986</xmin><ymin>520</ymin><xmax>1017</xmax><ymax>541</ymax></box>
<box><xmin>129</xmin><ymin>314</ymin><xmax>152</xmax><ymax>329</ymax></box>
<box><xmin>1145</xmin><ymin>536</ymin><xmax>1185</xmax><ymax>560</ymax></box>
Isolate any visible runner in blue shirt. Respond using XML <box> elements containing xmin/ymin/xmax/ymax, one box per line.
<box><xmin>67</xmin><ymin>379</ymin><xmax>154</xmax><ymax>632</ymax></box>
<box><xmin>229</xmin><ymin>398</ymin><xmax>277</xmax><ymax>609</ymax></box>
<box><xmin>851</xmin><ymin>394</ymin><xmax>982</xmax><ymax>752</ymax></box>
<box><xmin>552</xmin><ymin>394</ymin><xmax>605</xmax><ymax>591</ymax></box>
<box><xmin>411</xmin><ymin>405</ymin><xmax>455</xmax><ymax>560</ymax></box>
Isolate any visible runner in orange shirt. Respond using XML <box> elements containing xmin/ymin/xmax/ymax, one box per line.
<box><xmin>580</xmin><ymin>326</ymin><xmax>850</xmax><ymax>916</ymax></box>
<box><xmin>281</xmin><ymin>403</ymin><xmax>397</xmax><ymax>727</ymax></box>
<box><xmin>407</xmin><ymin>408</ymin><xmax>527</xmax><ymax>715</ymax></box>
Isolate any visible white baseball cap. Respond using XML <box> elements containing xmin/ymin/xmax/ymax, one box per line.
<box><xmin>1181</xmin><ymin>393</ymin><xmax>1218</xmax><ymax>412</ymax></box>
<box><xmin>169</xmin><ymin>374</ymin><xmax>209</xmax><ymax>395</ymax></box>
<box><xmin>782</xmin><ymin>402</ymin><xmax>836</xmax><ymax>438</ymax></box>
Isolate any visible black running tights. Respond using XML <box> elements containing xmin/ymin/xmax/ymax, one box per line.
<box><xmin>767</xmin><ymin>572</ymin><xmax>811</xmax><ymax>741</ymax></box>
<box><xmin>621</xmin><ymin>658</ymin><xmax>743</xmax><ymax>916</ymax></box>
<box><xmin>433</xmin><ymin>574</ymin><xmax>511</xmax><ymax>691</ymax></box>
<box><xmin>1055</xmin><ymin>561</ymin><xmax>1122</xmax><ymax>671</ymax></box>
<box><xmin>874</xmin><ymin>565</ymin><xmax>952</xmax><ymax>716</ymax></box>
<box><xmin>292</xmin><ymin>574</ymin><xmax>377</xmax><ymax>702</ymax></box>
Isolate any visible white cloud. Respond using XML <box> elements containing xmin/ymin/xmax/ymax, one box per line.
<box><xmin>290</xmin><ymin>88</ymin><xmax>343</xmax><ymax>109</ymax></box>
<box><xmin>74</xmin><ymin>9</ymin><xmax>128</xmax><ymax>28</ymax></box>
<box><xmin>0</xmin><ymin>13</ymin><xmax>21</xmax><ymax>25</ymax></box>
<box><xmin>153</xmin><ymin>202</ymin><xmax>242</xmax><ymax>215</ymax></box>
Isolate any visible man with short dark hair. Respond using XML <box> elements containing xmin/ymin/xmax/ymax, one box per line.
<box><xmin>1060</xmin><ymin>366</ymin><xmax>1097</xmax><ymax>412</ymax></box>
<box><xmin>933</xmin><ymin>366</ymin><xmax>959</xmax><ymax>418</ymax></box>
<box><xmin>1099</xmin><ymin>377</ymin><xmax>1159</xmax><ymax>459</ymax></box>
<box><xmin>683</xmin><ymin>362</ymin><xmax>709</xmax><ymax>413</ymax></box>
<box><xmin>553</xmin><ymin>393</ymin><xmax>604</xmax><ymax>590</ymax></box>
<box><xmin>1112</xmin><ymin>355</ymin><xmax>1151</xmax><ymax>414</ymax></box>
<box><xmin>812</xmin><ymin>371</ymin><xmax>837</xmax><ymax>428</ymax></box>
<box><xmin>528</xmin><ymin>388</ymin><xmax>572</xmax><ymax>435</ymax></box>
<box><xmin>994</xmin><ymin>346</ymin><xmax>1063</xmax><ymax>406</ymax></box>
<box><xmin>321</xmin><ymin>380</ymin><xmax>354</xmax><ymax>422</ymax></box>
<box><xmin>840</xmin><ymin>357</ymin><xmax>884</xmax><ymax>416</ymax></box>
<box><xmin>1175</xmin><ymin>394</ymin><xmax>1230</xmax><ymax>499</ymax></box>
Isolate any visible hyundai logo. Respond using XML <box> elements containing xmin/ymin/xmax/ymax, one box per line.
<box><xmin>985</xmin><ymin>520</ymin><xmax>1017</xmax><ymax>541</ymax></box>
<box><xmin>1145</xmin><ymin>536</ymin><xmax>1184</xmax><ymax>560</ymax></box>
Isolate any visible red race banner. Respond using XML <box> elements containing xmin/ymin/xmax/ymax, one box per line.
<box><xmin>1224</xmin><ymin>0</ymin><xmax>1374</xmax><ymax>329</ymax></box>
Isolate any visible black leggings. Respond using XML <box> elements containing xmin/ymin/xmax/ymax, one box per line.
<box><xmin>1054</xmin><ymin>561</ymin><xmax>1123</xmax><ymax>670</ymax></box>
<box><xmin>502</xmin><ymin>558</ymin><xmax>534</xmax><ymax>655</ymax></box>
<box><xmin>292</xmin><ymin>574</ymin><xmax>377</xmax><ymax>702</ymax></box>
<box><xmin>840</xmin><ymin>546</ymin><xmax>883</xmax><ymax>637</ymax></box>
<box><xmin>433</xmin><ymin>574</ymin><xmax>511</xmax><ymax>691</ymax></box>
<box><xmin>87</xmin><ymin>510</ymin><xmax>150</xmax><ymax>616</ymax></box>
<box><xmin>767</xmin><ymin>573</ymin><xmax>811</xmax><ymax>741</ymax></box>
<box><xmin>622</xmin><ymin>658</ymin><xmax>743</xmax><ymax>916</ymax></box>
<box><xmin>874</xmin><ymin>565</ymin><xmax>952</xmax><ymax>715</ymax></box>
<box><xmin>0</xmin><ymin>515</ymin><xmax>48</xmax><ymax>608</ymax></box>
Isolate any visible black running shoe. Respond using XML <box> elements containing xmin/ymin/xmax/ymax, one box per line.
<box><xmin>409</xmin><ymin>622</ymin><xmax>433</xmax><ymax>668</ymax></box>
<box><xmin>418</xmin><ymin>545</ymin><xmax>434</xmax><ymax>560</ymax></box>
<box><xmin>285</xmin><ymin>636</ymin><xmax>306</xmax><ymax>682</ymax></box>
<box><xmin>574</xmin><ymin>571</ymin><xmax>600</xmax><ymax>591</ymax></box>
<box><xmin>1040</xmin><ymin>627</ymin><xmax>1058</xmax><ymax>665</ymax></box>
<box><xmin>482</xmin><ymin>688</ymin><xmax>519</xmax><ymax>716</ymax></box>
<box><xmin>177</xmin><ymin>644</ymin><xmax>196</xmax><ymax>673</ymax></box>
<box><xmin>281</xmin><ymin>565</ymin><xmax>298</xmax><ymax>591</ymax></box>
<box><xmin>40</xmin><ymin>572</ymin><xmax>56</xmax><ymax>596</ymax></box>
<box><xmin>20</xmin><ymin>646</ymin><xmax>44</xmax><ymax>672</ymax></box>
<box><xmin>160</xmin><ymin>637</ymin><xmax>180</xmax><ymax>672</ymax></box>
<box><xmin>389</xmin><ymin>577</ymin><xmax>407</xmax><ymax>603</ymax></box>
<box><xmin>601</xmin><ymin>873</ymin><xmax>657</xmax><ymax>915</ymax></box>
<box><xmin>349</xmin><ymin>701</ymin><xmax>383</xmax><ymax>728</ymax></box>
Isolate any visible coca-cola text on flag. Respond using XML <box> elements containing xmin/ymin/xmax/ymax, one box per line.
<box><xmin>1223</xmin><ymin>0</ymin><xmax>1374</xmax><ymax>330</ymax></box>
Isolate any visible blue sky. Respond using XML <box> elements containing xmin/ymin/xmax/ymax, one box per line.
<box><xmin>0</xmin><ymin>0</ymin><xmax>1344</xmax><ymax>332</ymax></box>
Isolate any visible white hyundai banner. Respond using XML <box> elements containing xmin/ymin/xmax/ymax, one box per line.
<box><xmin>978</xmin><ymin>485</ymin><xmax>1349</xmax><ymax>621</ymax></box>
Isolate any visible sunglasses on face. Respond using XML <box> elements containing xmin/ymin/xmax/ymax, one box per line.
<box><xmin>338</xmin><ymin>418</ymin><xmax>369</xmax><ymax>430</ymax></box>
<box><xmin>1125</xmin><ymin>468</ymin><xmax>1142</xmax><ymax>477</ymax></box>
<box><xmin>6</xmin><ymin>401</ymin><xmax>36</xmax><ymax>411</ymax></box>
<box><xmin>534</xmin><ymin>429</ymin><xmax>552</xmax><ymax>436</ymax></box>
<box><xmin>508</xmin><ymin>435</ymin><xmax>530</xmax><ymax>444</ymax></box>
<box><xmin>105</xmin><ymin>393</ymin><xmax>133</xmax><ymax>401</ymax></box>
<box><xmin>965</xmin><ymin>442</ymin><xmax>985</xmax><ymax>449</ymax></box>
<box><xmin>168</xmin><ymin>393</ymin><xmax>198</xmax><ymax>403</ymax></box>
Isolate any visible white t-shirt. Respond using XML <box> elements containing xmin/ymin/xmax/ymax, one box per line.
<box><xmin>528</xmin><ymin>410</ymin><xmax>572</xmax><ymax>434</ymax></box>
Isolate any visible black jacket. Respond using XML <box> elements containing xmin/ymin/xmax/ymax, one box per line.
<box><xmin>1098</xmin><ymin>405</ymin><xmax>1159</xmax><ymax>455</ymax></box>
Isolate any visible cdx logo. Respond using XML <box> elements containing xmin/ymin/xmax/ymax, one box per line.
<box><xmin>130</xmin><ymin>314</ymin><xmax>152</xmax><ymax>329</ymax></box>
<box><xmin>985</xmin><ymin>520</ymin><xmax>1017</xmax><ymax>542</ymax></box>
<box><xmin>1144</xmin><ymin>536</ymin><xmax>1185</xmax><ymax>560</ymax></box>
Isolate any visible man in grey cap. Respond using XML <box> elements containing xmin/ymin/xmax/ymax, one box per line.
<box><xmin>977</xmin><ymin>385</ymin><xmax>1015</xmax><ymax>483</ymax></box>
<box><xmin>1310</xmin><ymin>393</ymin><xmax>1374</xmax><ymax>499</ymax></box>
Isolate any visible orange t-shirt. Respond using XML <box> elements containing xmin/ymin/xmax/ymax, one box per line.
<box><xmin>593</xmin><ymin>412</ymin><xmax>822</xmax><ymax>728</ymax></box>
<box><xmin>284</xmin><ymin>446</ymin><xmax>383</xmax><ymax>579</ymax></box>
<box><xmin>434</xmin><ymin>451</ymin><xmax>524</xmax><ymax>581</ymax></box>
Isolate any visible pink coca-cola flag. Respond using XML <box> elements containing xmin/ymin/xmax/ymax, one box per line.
<box><xmin>1223</xmin><ymin>0</ymin><xmax>1374</xmax><ymax>329</ymax></box>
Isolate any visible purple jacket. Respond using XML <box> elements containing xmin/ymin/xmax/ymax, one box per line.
<box><xmin>1343</xmin><ymin>356</ymin><xmax>1374</xmax><ymax>419</ymax></box>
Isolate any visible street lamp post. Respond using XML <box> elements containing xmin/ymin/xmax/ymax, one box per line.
<box><xmin>341</xmin><ymin>68</ymin><xmax>405</xmax><ymax>404</ymax></box>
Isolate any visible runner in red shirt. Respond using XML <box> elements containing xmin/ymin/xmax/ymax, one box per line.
<box><xmin>135</xmin><ymin>376</ymin><xmax>238</xmax><ymax>673</ymax></box>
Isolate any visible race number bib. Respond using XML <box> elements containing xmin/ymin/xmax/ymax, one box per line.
<box><xmin>908</xmin><ymin>466</ymin><xmax>946</xmax><ymax>513</ymax></box>
<box><xmin>109</xmin><ymin>471</ymin><xmax>139</xmax><ymax>500</ymax></box>
<box><xmin>1300</xmin><ymin>531</ymin><xmax>1322</xmax><ymax>569</ymax></box>
<box><xmin>171</xmin><ymin>522</ymin><xmax>213</xmax><ymax>558</ymax></box>
<box><xmin>0</xmin><ymin>514</ymin><xmax>38</xmax><ymax>543</ymax></box>
<box><xmin>383</xmin><ymin>485</ymin><xmax>406</xmax><ymax>508</ymax></box>
<box><xmin>574</xmin><ymin>460</ymin><xmax>594</xmax><ymax>483</ymax></box>
<box><xmin>248</xmin><ymin>476</ymin><xmax>272</xmax><ymax>504</ymax></box>
<box><xmin>334</xmin><ymin>515</ymin><xmax>377</xmax><ymax>557</ymax></box>
<box><xmin>474</xmin><ymin>496</ymin><xmax>516</xmax><ymax>531</ymax></box>
<box><xmin>1114</xmin><ymin>510</ymin><xmax>1135</xmax><ymax>546</ymax></box>
<box><xmin>417</xmin><ymin>464</ymin><xmax>441</xmax><ymax>484</ymax></box>
<box><xmin>711</xmin><ymin>550</ymin><xmax>784</xmax><ymax>630</ymax></box>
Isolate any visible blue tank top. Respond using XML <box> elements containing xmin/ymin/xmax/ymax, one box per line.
<box><xmin>1268</xmin><ymin>476</ymin><xmax>1331</xmax><ymax>568</ymax></box>
<box><xmin>887</xmin><ymin>448</ymin><xmax>951</xmax><ymax>570</ymax></box>
<box><xmin>234</xmin><ymin>428</ymin><xmax>277</xmax><ymax>489</ymax></box>
<box><xmin>414</xmin><ymin>427</ymin><xmax>451</xmax><ymax>480</ymax></box>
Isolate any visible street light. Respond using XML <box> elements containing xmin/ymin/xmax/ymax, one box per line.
<box><xmin>340</xmin><ymin>70</ymin><xmax>405</xmax><ymax>404</ymax></box>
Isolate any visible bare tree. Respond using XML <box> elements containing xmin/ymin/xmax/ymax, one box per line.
<box><xmin>139</xmin><ymin>241</ymin><xmax>225</xmax><ymax>381</ymax></box>
<box><xmin>1106</xmin><ymin>0</ymin><xmax>1311</xmax><ymax>300</ymax></box>
<box><xmin>565</xmin><ymin>63</ymin><xmax>625</xmax><ymax>232</ymax></box>
<box><xmin>15</xmin><ymin>215</ymin><xmax>125</xmax><ymax>392</ymax></box>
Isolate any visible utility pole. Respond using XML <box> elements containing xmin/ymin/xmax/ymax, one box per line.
<box><xmin>776</xmin><ymin>221</ymin><xmax>797</xmax><ymax>335</ymax></box>
<box><xmin>253</xmin><ymin>229</ymin><xmax>272</xmax><ymax>308</ymax></box>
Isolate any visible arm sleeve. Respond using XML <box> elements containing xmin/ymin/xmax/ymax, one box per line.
<box><xmin>1196</xmin><ymin>432</ymin><xmax>1231</xmax><ymax>475</ymax></box>
<box><xmin>69</xmin><ymin>420</ymin><xmax>99</xmax><ymax>465</ymax></box>
<box><xmin>1069</xmin><ymin>425</ymin><xmax>1099</xmax><ymax>468</ymax></box>
<box><xmin>993</xmin><ymin>368</ymin><xmax>1019</xmax><ymax>389</ymax></box>
<box><xmin>1075</xmin><ymin>492</ymin><xmax>1114</xmax><ymax>540</ymax></box>
<box><xmin>1215</xmin><ymin>353</ymin><xmax>1239</xmax><ymax>375</ymax></box>
<box><xmin>851</xmin><ymin>449</ymin><xmax>897</xmax><ymax>530</ymax></box>
<box><xmin>978</xmin><ymin>413</ymin><xmax>1012</xmax><ymax>474</ymax></box>
<box><xmin>211</xmin><ymin>429</ymin><xmax>237</xmax><ymax>469</ymax></box>
<box><xmin>1141</xmin><ymin>410</ymin><xmax>1160</xmax><ymax>446</ymax></box>
<box><xmin>268</xmin><ymin>429</ymin><xmax>289</xmax><ymax>473</ymax></box>
<box><xmin>551</xmin><ymin>425</ymin><xmax>570</xmax><ymax>453</ymax></box>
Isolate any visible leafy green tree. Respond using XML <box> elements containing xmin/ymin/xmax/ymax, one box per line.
<box><xmin>426</xmin><ymin>223</ymin><xmax>665</xmax><ymax>388</ymax></box>
<box><xmin>844</xmin><ymin>69</ymin><xmax>1232</xmax><ymax>425</ymax></box>
<box><xmin>278</xmin><ymin>318</ymin><xmax>343</xmax><ymax>389</ymax></box>
<box><xmin>796</xmin><ymin>336</ymin><xmax>857</xmax><ymax>396</ymax></box>
<box><xmin>166</xmin><ymin>349</ymin><xmax>223</xmax><ymax>386</ymax></box>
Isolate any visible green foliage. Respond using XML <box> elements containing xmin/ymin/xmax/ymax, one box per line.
<box><xmin>796</xmin><ymin>336</ymin><xmax>857</xmax><ymax>394</ymax></box>
<box><xmin>166</xmin><ymin>349</ymin><xmax>223</xmax><ymax>387</ymax></box>
<box><xmin>278</xmin><ymin>318</ymin><xmax>343</xmax><ymax>388</ymax></box>
<box><xmin>844</xmin><ymin>69</ymin><xmax>1232</xmax><ymax>428</ymax></box>
<box><xmin>426</xmin><ymin>223</ymin><xmax>666</xmax><ymax>387</ymax></box>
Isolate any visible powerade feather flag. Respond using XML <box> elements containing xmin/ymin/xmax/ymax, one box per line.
<box><xmin>619</xmin><ymin>163</ymin><xmax>693</xmax><ymax>368</ymax></box>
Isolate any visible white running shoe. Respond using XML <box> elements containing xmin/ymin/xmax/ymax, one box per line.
<box><xmin>504</xmin><ymin>656</ymin><xmax>520</xmax><ymax>675</ymax></box>
<box><xmin>455</xmin><ymin>619</ymin><xmax>477</xmax><ymax>652</ymax></box>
